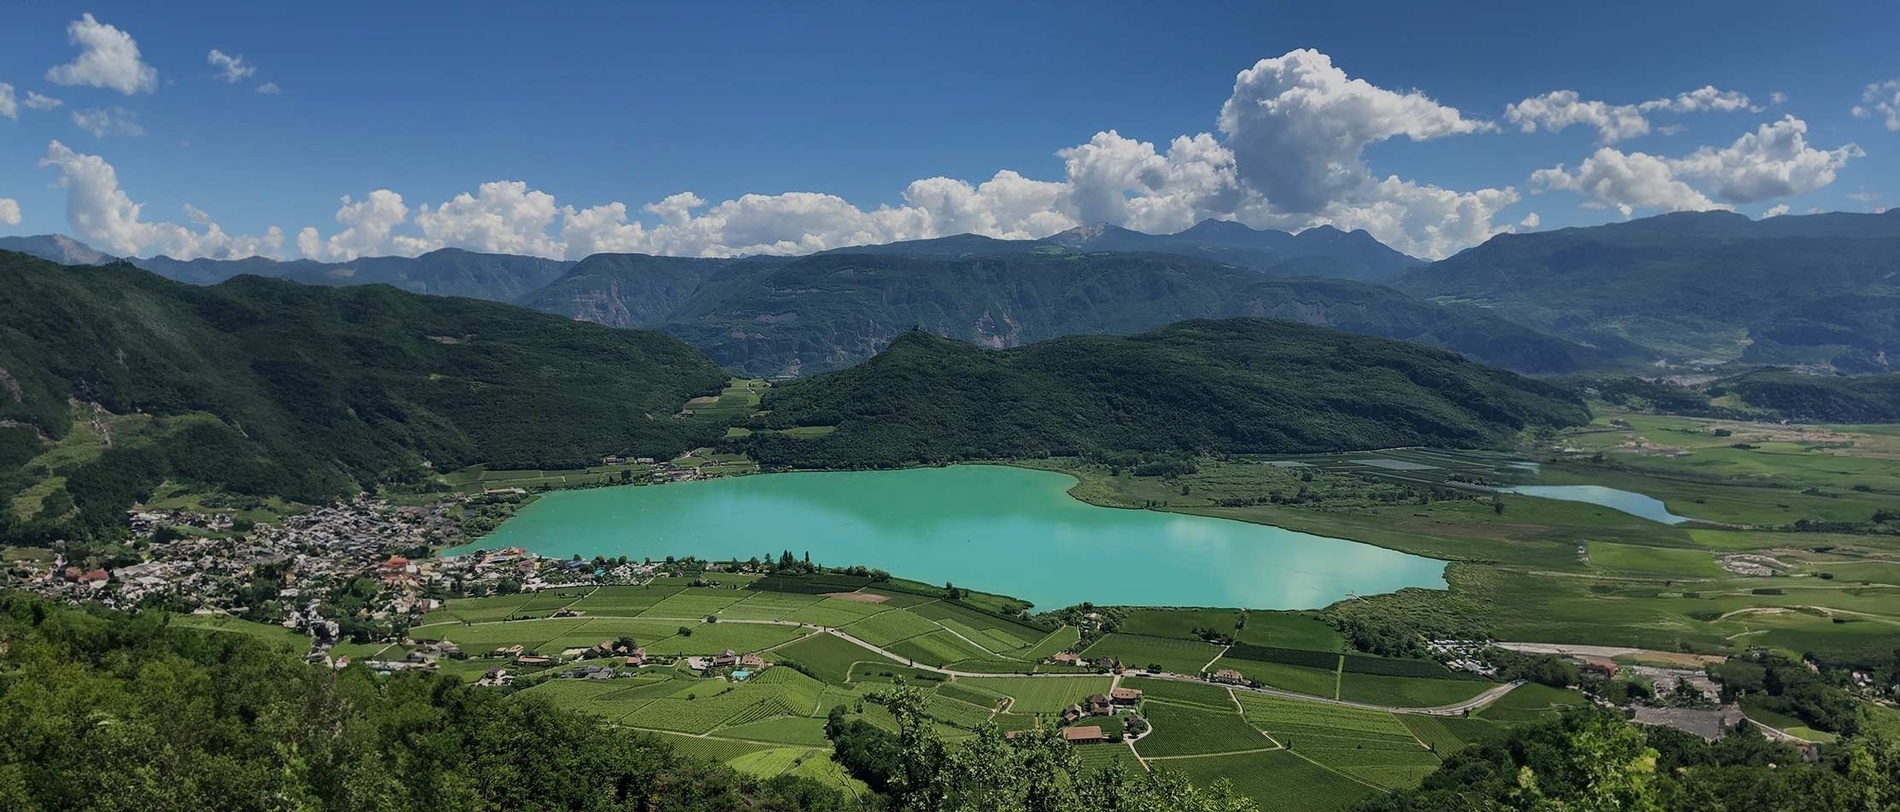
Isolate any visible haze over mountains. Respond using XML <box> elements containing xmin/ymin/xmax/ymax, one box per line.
<box><xmin>11</xmin><ymin>208</ymin><xmax>1900</xmax><ymax>378</ymax></box>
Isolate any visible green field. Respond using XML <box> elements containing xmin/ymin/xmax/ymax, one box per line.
<box><xmin>1134</xmin><ymin>700</ymin><xmax>1276</xmax><ymax>757</ymax></box>
<box><xmin>1080</xmin><ymin>633</ymin><xmax>1224</xmax><ymax>674</ymax></box>
<box><xmin>1159</xmin><ymin>751</ymin><xmax>1379</xmax><ymax>812</ymax></box>
<box><xmin>958</xmin><ymin>676</ymin><xmax>1110</xmax><ymax>714</ymax></box>
<box><xmin>1337</xmin><ymin>673</ymin><xmax>1492</xmax><ymax>709</ymax></box>
<box><xmin>1122</xmin><ymin>677</ymin><xmax>1237</xmax><ymax>710</ymax></box>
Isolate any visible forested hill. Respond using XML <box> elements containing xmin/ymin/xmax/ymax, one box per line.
<box><xmin>736</xmin><ymin>318</ymin><xmax>1590</xmax><ymax>468</ymax></box>
<box><xmin>1392</xmin><ymin>209</ymin><xmax>1900</xmax><ymax>370</ymax></box>
<box><xmin>526</xmin><ymin>250</ymin><xmax>1617</xmax><ymax>377</ymax></box>
<box><xmin>0</xmin><ymin>251</ymin><xmax>729</xmax><ymax>542</ymax></box>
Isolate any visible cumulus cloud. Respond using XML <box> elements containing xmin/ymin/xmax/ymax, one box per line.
<box><xmin>0</xmin><ymin>199</ymin><xmax>20</xmax><ymax>226</ymax></box>
<box><xmin>0</xmin><ymin>84</ymin><xmax>14</xmax><ymax>120</ymax></box>
<box><xmin>1763</xmin><ymin>203</ymin><xmax>1790</xmax><ymax>218</ymax></box>
<box><xmin>1506</xmin><ymin>86</ymin><xmax>1754</xmax><ymax>142</ymax></box>
<box><xmin>38</xmin><ymin>141</ymin><xmax>283</xmax><ymax>259</ymax></box>
<box><xmin>1218</xmin><ymin>49</ymin><xmax>1493</xmax><ymax>214</ymax></box>
<box><xmin>1671</xmin><ymin>116</ymin><xmax>1862</xmax><ymax>203</ymax></box>
<box><xmin>313</xmin><ymin>190</ymin><xmax>411</xmax><ymax>260</ymax></box>
<box><xmin>404</xmin><ymin>181</ymin><xmax>566</xmax><ymax>257</ymax></box>
<box><xmin>1530</xmin><ymin>148</ymin><xmax>1723</xmax><ymax>214</ymax></box>
<box><xmin>73</xmin><ymin>49</ymin><xmax>1819</xmax><ymax>263</ymax></box>
<box><xmin>1531</xmin><ymin>117</ymin><xmax>1859</xmax><ymax>214</ymax></box>
<box><xmin>1506</xmin><ymin>91</ymin><xmax>1652</xmax><ymax>142</ymax></box>
<box><xmin>45</xmin><ymin>13</ymin><xmax>157</xmax><ymax>95</ymax></box>
<box><xmin>1853</xmin><ymin>79</ymin><xmax>1900</xmax><ymax>131</ymax></box>
<box><xmin>71</xmin><ymin>106</ymin><xmax>144</xmax><ymax>138</ymax></box>
<box><xmin>24</xmin><ymin>90</ymin><xmax>62</xmax><ymax>110</ymax></box>
<box><xmin>206</xmin><ymin>49</ymin><xmax>256</xmax><ymax>83</ymax></box>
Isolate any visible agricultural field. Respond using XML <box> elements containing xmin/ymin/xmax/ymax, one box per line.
<box><xmin>1080</xmin><ymin>633</ymin><xmax>1224</xmax><ymax>674</ymax></box>
<box><xmin>957</xmin><ymin>676</ymin><xmax>1110</xmax><ymax>714</ymax></box>
<box><xmin>1159</xmin><ymin>751</ymin><xmax>1378</xmax><ymax>812</ymax></box>
<box><xmin>1133</xmin><ymin>700</ymin><xmax>1275</xmax><ymax>757</ymax></box>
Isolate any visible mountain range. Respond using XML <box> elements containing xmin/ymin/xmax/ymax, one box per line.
<box><xmin>11</xmin><ymin>208</ymin><xmax>1900</xmax><ymax>378</ymax></box>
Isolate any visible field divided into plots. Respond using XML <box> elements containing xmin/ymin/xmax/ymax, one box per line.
<box><xmin>423</xmin><ymin>574</ymin><xmax>1525</xmax><ymax>808</ymax></box>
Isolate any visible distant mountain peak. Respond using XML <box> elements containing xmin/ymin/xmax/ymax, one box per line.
<box><xmin>0</xmin><ymin>234</ymin><xmax>114</xmax><ymax>266</ymax></box>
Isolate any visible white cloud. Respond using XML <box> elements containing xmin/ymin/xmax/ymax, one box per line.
<box><xmin>404</xmin><ymin>181</ymin><xmax>566</xmax><ymax>257</ymax></box>
<box><xmin>1763</xmin><ymin>203</ymin><xmax>1789</xmax><ymax>218</ymax></box>
<box><xmin>1531</xmin><ymin>116</ymin><xmax>1859</xmax><ymax>213</ymax></box>
<box><xmin>1505</xmin><ymin>91</ymin><xmax>1651</xmax><ymax>142</ymax></box>
<box><xmin>38</xmin><ymin>141</ymin><xmax>282</xmax><ymax>259</ymax></box>
<box><xmin>1217</xmin><ymin>48</ymin><xmax>1493</xmax><ymax>214</ymax></box>
<box><xmin>0</xmin><ymin>199</ymin><xmax>20</xmax><ymax>226</ymax></box>
<box><xmin>1637</xmin><ymin>86</ymin><xmax>1753</xmax><ymax>114</ymax></box>
<box><xmin>71</xmin><ymin>106</ymin><xmax>144</xmax><ymax>138</ymax></box>
<box><xmin>256</xmin><ymin>82</ymin><xmax>281</xmax><ymax>95</ymax></box>
<box><xmin>1057</xmin><ymin>131</ymin><xmax>1237</xmax><ymax>232</ymax></box>
<box><xmin>1769</xmin><ymin>91</ymin><xmax>1787</xmax><ymax>106</ymax></box>
<box><xmin>45</xmin><ymin>13</ymin><xmax>158</xmax><ymax>95</ymax></box>
<box><xmin>0</xmin><ymin>84</ymin><xmax>14</xmax><ymax>120</ymax></box>
<box><xmin>1506</xmin><ymin>86</ymin><xmax>1754</xmax><ymax>142</ymax></box>
<box><xmin>1852</xmin><ymin>79</ymin><xmax>1900</xmax><ymax>131</ymax></box>
<box><xmin>1530</xmin><ymin>147</ymin><xmax>1723</xmax><ymax>213</ymax></box>
<box><xmin>206</xmin><ymin>49</ymin><xmax>256</xmax><ymax>84</ymax></box>
<box><xmin>1519</xmin><ymin>212</ymin><xmax>1540</xmax><ymax>229</ymax></box>
<box><xmin>24</xmin><ymin>91</ymin><xmax>62</xmax><ymax>110</ymax></box>
<box><xmin>183</xmin><ymin>204</ymin><xmax>211</xmax><ymax>225</ymax></box>
<box><xmin>1670</xmin><ymin>116</ymin><xmax>1861</xmax><ymax>203</ymax></box>
<box><xmin>314</xmin><ymin>190</ymin><xmax>411</xmax><ymax>260</ymax></box>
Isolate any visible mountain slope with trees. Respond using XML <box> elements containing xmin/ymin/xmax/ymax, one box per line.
<box><xmin>1393</xmin><ymin>209</ymin><xmax>1900</xmax><ymax>370</ymax></box>
<box><xmin>737</xmin><ymin>318</ymin><xmax>1590</xmax><ymax>468</ymax></box>
<box><xmin>526</xmin><ymin>250</ymin><xmax>1617</xmax><ymax>377</ymax></box>
<box><xmin>0</xmin><ymin>251</ymin><xmax>729</xmax><ymax>543</ymax></box>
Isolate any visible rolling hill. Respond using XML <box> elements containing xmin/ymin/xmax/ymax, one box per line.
<box><xmin>736</xmin><ymin>318</ymin><xmax>1591</xmax><ymax>469</ymax></box>
<box><xmin>1393</xmin><ymin>209</ymin><xmax>1900</xmax><ymax>370</ymax></box>
<box><xmin>0</xmin><ymin>250</ymin><xmax>729</xmax><ymax>542</ymax></box>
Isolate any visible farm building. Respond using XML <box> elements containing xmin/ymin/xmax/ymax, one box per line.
<box><xmin>1062</xmin><ymin>726</ymin><xmax>1106</xmax><ymax>744</ymax></box>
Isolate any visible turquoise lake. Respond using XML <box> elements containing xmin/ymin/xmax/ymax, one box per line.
<box><xmin>457</xmin><ymin>465</ymin><xmax>1447</xmax><ymax>610</ymax></box>
<box><xmin>1501</xmin><ymin>484</ymin><xmax>1691</xmax><ymax>524</ymax></box>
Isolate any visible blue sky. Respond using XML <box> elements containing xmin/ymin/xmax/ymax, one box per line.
<box><xmin>0</xmin><ymin>0</ymin><xmax>1894</xmax><ymax>260</ymax></box>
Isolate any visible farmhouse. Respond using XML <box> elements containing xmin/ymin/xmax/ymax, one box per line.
<box><xmin>1061</xmin><ymin>725</ymin><xmax>1106</xmax><ymax>744</ymax></box>
<box><xmin>515</xmin><ymin>655</ymin><xmax>553</xmax><ymax>667</ymax></box>
<box><xmin>1578</xmin><ymin>655</ymin><xmax>1619</xmax><ymax>679</ymax></box>
<box><xmin>625</xmin><ymin>648</ymin><xmax>647</xmax><ymax>666</ymax></box>
<box><xmin>1061</xmin><ymin>704</ymin><xmax>1084</xmax><ymax>724</ymax></box>
<box><xmin>740</xmin><ymin>653</ymin><xmax>767</xmax><ymax>669</ymax></box>
<box><xmin>1086</xmin><ymin>694</ymin><xmax>1114</xmax><ymax>716</ymax></box>
<box><xmin>1109</xmin><ymin>687</ymin><xmax>1143</xmax><ymax>705</ymax></box>
<box><xmin>1050</xmin><ymin>652</ymin><xmax>1080</xmax><ymax>666</ymax></box>
<box><xmin>1212</xmin><ymin>668</ymin><xmax>1245</xmax><ymax>684</ymax></box>
<box><xmin>712</xmin><ymin>649</ymin><xmax>740</xmax><ymax>668</ymax></box>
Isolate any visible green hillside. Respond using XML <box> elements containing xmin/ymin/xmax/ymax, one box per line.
<box><xmin>737</xmin><ymin>318</ymin><xmax>1590</xmax><ymax>468</ymax></box>
<box><xmin>0</xmin><ymin>251</ymin><xmax>730</xmax><ymax>542</ymax></box>
<box><xmin>1394</xmin><ymin>210</ymin><xmax>1900</xmax><ymax>368</ymax></box>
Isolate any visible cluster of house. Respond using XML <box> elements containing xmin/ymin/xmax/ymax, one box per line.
<box><xmin>1427</xmin><ymin>640</ymin><xmax>1499</xmax><ymax>677</ymax></box>
<box><xmin>12</xmin><ymin>499</ymin><xmax>460</xmax><ymax>626</ymax></box>
<box><xmin>599</xmin><ymin>454</ymin><xmax>705</xmax><ymax>484</ymax></box>
<box><xmin>436</xmin><ymin>547</ymin><xmax>661</xmax><ymax>594</ymax></box>
<box><xmin>1055</xmin><ymin>687</ymin><xmax>1143</xmax><ymax>744</ymax></box>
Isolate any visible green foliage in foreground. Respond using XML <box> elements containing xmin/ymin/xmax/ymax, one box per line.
<box><xmin>1360</xmin><ymin>708</ymin><xmax>1900</xmax><ymax>812</ymax></box>
<box><xmin>0</xmin><ymin>592</ymin><xmax>850</xmax><ymax>811</ymax></box>
<box><xmin>738</xmin><ymin>319</ymin><xmax>1589</xmax><ymax>469</ymax></box>
<box><xmin>0</xmin><ymin>252</ymin><xmax>730</xmax><ymax>543</ymax></box>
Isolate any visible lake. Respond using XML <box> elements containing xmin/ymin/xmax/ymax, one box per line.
<box><xmin>455</xmin><ymin>465</ymin><xmax>1446</xmax><ymax>610</ymax></box>
<box><xmin>1500</xmin><ymin>484</ymin><xmax>1691</xmax><ymax>524</ymax></box>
